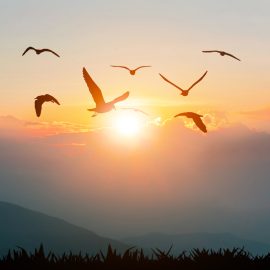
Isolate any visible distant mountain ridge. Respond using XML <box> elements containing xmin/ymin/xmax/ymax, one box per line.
<box><xmin>1</xmin><ymin>201</ymin><xmax>270</xmax><ymax>257</ymax></box>
<box><xmin>122</xmin><ymin>232</ymin><xmax>270</xmax><ymax>255</ymax></box>
<box><xmin>0</xmin><ymin>201</ymin><xmax>128</xmax><ymax>256</ymax></box>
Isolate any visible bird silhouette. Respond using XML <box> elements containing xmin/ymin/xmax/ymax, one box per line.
<box><xmin>35</xmin><ymin>94</ymin><xmax>60</xmax><ymax>117</ymax></box>
<box><xmin>83</xmin><ymin>67</ymin><xmax>129</xmax><ymax>117</ymax></box>
<box><xmin>159</xmin><ymin>71</ymin><xmax>208</xmax><ymax>96</ymax></box>
<box><xmin>22</xmin><ymin>47</ymin><xmax>60</xmax><ymax>57</ymax></box>
<box><xmin>202</xmin><ymin>50</ymin><xmax>241</xmax><ymax>61</ymax></box>
<box><xmin>174</xmin><ymin>112</ymin><xmax>207</xmax><ymax>133</ymax></box>
<box><xmin>120</xmin><ymin>107</ymin><xmax>149</xmax><ymax>116</ymax></box>
<box><xmin>111</xmin><ymin>65</ymin><xmax>151</xmax><ymax>75</ymax></box>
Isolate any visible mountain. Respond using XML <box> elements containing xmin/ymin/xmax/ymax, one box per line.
<box><xmin>122</xmin><ymin>232</ymin><xmax>270</xmax><ymax>255</ymax></box>
<box><xmin>0</xmin><ymin>201</ymin><xmax>128</xmax><ymax>256</ymax></box>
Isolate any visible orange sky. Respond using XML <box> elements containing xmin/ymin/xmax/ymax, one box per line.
<box><xmin>1</xmin><ymin>1</ymin><xmax>270</xmax><ymax>242</ymax></box>
<box><xmin>0</xmin><ymin>1</ymin><xmax>270</xmax><ymax>134</ymax></box>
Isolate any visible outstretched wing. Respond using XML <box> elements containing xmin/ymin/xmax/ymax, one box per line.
<box><xmin>35</xmin><ymin>99</ymin><xmax>42</xmax><ymax>117</ymax></box>
<box><xmin>202</xmin><ymin>50</ymin><xmax>220</xmax><ymax>53</ymax></box>
<box><xmin>121</xmin><ymin>107</ymin><xmax>149</xmax><ymax>116</ymax></box>
<box><xmin>224</xmin><ymin>52</ymin><xmax>241</xmax><ymax>61</ymax></box>
<box><xmin>174</xmin><ymin>112</ymin><xmax>187</xmax><ymax>118</ymax></box>
<box><xmin>111</xmin><ymin>91</ymin><xmax>129</xmax><ymax>104</ymax></box>
<box><xmin>47</xmin><ymin>94</ymin><xmax>60</xmax><ymax>105</ymax></box>
<box><xmin>159</xmin><ymin>73</ymin><xmax>183</xmax><ymax>92</ymax></box>
<box><xmin>22</xmin><ymin>47</ymin><xmax>35</xmax><ymax>56</ymax></box>
<box><xmin>83</xmin><ymin>67</ymin><xmax>105</xmax><ymax>106</ymax></box>
<box><xmin>134</xmin><ymin>65</ymin><xmax>151</xmax><ymax>71</ymax></box>
<box><xmin>111</xmin><ymin>65</ymin><xmax>131</xmax><ymax>71</ymax></box>
<box><xmin>192</xmin><ymin>116</ymin><xmax>207</xmax><ymax>133</ymax></box>
<box><xmin>187</xmin><ymin>71</ymin><xmax>208</xmax><ymax>91</ymax></box>
<box><xmin>41</xmin><ymin>49</ymin><xmax>60</xmax><ymax>57</ymax></box>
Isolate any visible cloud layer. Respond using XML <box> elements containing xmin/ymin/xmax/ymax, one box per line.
<box><xmin>0</xmin><ymin>115</ymin><xmax>270</xmax><ymax>242</ymax></box>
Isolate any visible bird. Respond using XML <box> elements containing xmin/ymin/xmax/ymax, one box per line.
<box><xmin>202</xmin><ymin>50</ymin><xmax>241</xmax><ymax>61</ymax></box>
<box><xmin>34</xmin><ymin>94</ymin><xmax>60</xmax><ymax>117</ymax></box>
<box><xmin>174</xmin><ymin>112</ymin><xmax>207</xmax><ymax>133</ymax></box>
<box><xmin>110</xmin><ymin>65</ymin><xmax>151</xmax><ymax>75</ymax></box>
<box><xmin>120</xmin><ymin>107</ymin><xmax>149</xmax><ymax>116</ymax></box>
<box><xmin>159</xmin><ymin>71</ymin><xmax>208</xmax><ymax>96</ymax></box>
<box><xmin>22</xmin><ymin>47</ymin><xmax>60</xmax><ymax>57</ymax></box>
<box><xmin>83</xmin><ymin>67</ymin><xmax>129</xmax><ymax>117</ymax></box>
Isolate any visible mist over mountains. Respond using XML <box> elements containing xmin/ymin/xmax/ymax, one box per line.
<box><xmin>1</xmin><ymin>201</ymin><xmax>270</xmax><ymax>257</ymax></box>
<box><xmin>0</xmin><ymin>201</ymin><xmax>128</xmax><ymax>256</ymax></box>
<box><xmin>0</xmin><ymin>115</ymin><xmax>270</xmax><ymax>243</ymax></box>
<box><xmin>122</xmin><ymin>232</ymin><xmax>270</xmax><ymax>255</ymax></box>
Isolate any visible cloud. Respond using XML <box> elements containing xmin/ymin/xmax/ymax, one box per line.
<box><xmin>237</xmin><ymin>106</ymin><xmax>270</xmax><ymax>120</ymax></box>
<box><xmin>0</xmin><ymin>115</ymin><xmax>90</xmax><ymax>138</ymax></box>
<box><xmin>154</xmin><ymin>110</ymin><xmax>229</xmax><ymax>133</ymax></box>
<box><xmin>234</xmin><ymin>106</ymin><xmax>270</xmax><ymax>132</ymax></box>
<box><xmin>0</xmin><ymin>114</ymin><xmax>270</xmax><ymax>241</ymax></box>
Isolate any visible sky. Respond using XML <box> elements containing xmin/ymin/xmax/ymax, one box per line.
<box><xmin>0</xmin><ymin>0</ymin><xmax>270</xmax><ymax>241</ymax></box>
<box><xmin>0</xmin><ymin>0</ymin><xmax>270</xmax><ymax>130</ymax></box>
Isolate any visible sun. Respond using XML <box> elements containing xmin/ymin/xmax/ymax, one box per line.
<box><xmin>113</xmin><ymin>112</ymin><xmax>143</xmax><ymax>136</ymax></box>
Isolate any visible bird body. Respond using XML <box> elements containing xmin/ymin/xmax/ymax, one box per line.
<box><xmin>159</xmin><ymin>71</ymin><xmax>208</xmax><ymax>96</ymax></box>
<box><xmin>83</xmin><ymin>67</ymin><xmax>129</xmax><ymax>116</ymax></box>
<box><xmin>174</xmin><ymin>112</ymin><xmax>207</xmax><ymax>133</ymax></box>
<box><xmin>34</xmin><ymin>94</ymin><xmax>60</xmax><ymax>117</ymax></box>
<box><xmin>202</xmin><ymin>50</ymin><xmax>240</xmax><ymax>61</ymax></box>
<box><xmin>111</xmin><ymin>65</ymin><xmax>151</xmax><ymax>75</ymax></box>
<box><xmin>88</xmin><ymin>106</ymin><xmax>110</xmax><ymax>113</ymax></box>
<box><xmin>22</xmin><ymin>47</ymin><xmax>60</xmax><ymax>57</ymax></box>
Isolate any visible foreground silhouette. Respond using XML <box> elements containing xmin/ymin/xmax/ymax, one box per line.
<box><xmin>2</xmin><ymin>245</ymin><xmax>270</xmax><ymax>270</ymax></box>
<box><xmin>174</xmin><ymin>112</ymin><xmax>207</xmax><ymax>133</ymax></box>
<box><xmin>35</xmin><ymin>94</ymin><xmax>60</xmax><ymax>117</ymax></box>
<box><xmin>202</xmin><ymin>50</ymin><xmax>241</xmax><ymax>61</ymax></box>
<box><xmin>22</xmin><ymin>47</ymin><xmax>60</xmax><ymax>57</ymax></box>
<box><xmin>159</xmin><ymin>71</ymin><xmax>207</xmax><ymax>96</ymax></box>
<box><xmin>83</xmin><ymin>67</ymin><xmax>129</xmax><ymax>117</ymax></box>
<box><xmin>111</xmin><ymin>65</ymin><xmax>151</xmax><ymax>75</ymax></box>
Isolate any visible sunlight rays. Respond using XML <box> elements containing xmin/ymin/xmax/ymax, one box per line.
<box><xmin>113</xmin><ymin>112</ymin><xmax>144</xmax><ymax>136</ymax></box>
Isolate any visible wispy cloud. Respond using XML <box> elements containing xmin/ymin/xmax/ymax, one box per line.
<box><xmin>0</xmin><ymin>115</ymin><xmax>91</xmax><ymax>138</ymax></box>
<box><xmin>237</xmin><ymin>106</ymin><xmax>270</xmax><ymax>120</ymax></box>
<box><xmin>25</xmin><ymin>120</ymin><xmax>90</xmax><ymax>135</ymax></box>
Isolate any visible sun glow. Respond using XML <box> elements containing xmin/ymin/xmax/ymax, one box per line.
<box><xmin>113</xmin><ymin>112</ymin><xmax>144</xmax><ymax>136</ymax></box>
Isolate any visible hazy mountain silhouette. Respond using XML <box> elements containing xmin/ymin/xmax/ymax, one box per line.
<box><xmin>0</xmin><ymin>201</ymin><xmax>128</xmax><ymax>256</ymax></box>
<box><xmin>122</xmin><ymin>232</ymin><xmax>270</xmax><ymax>255</ymax></box>
<box><xmin>1</xmin><ymin>119</ymin><xmax>270</xmax><ymax>244</ymax></box>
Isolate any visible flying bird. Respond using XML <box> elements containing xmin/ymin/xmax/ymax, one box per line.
<box><xmin>35</xmin><ymin>94</ymin><xmax>60</xmax><ymax>117</ymax></box>
<box><xmin>110</xmin><ymin>65</ymin><xmax>151</xmax><ymax>75</ymax></box>
<box><xmin>83</xmin><ymin>67</ymin><xmax>129</xmax><ymax>117</ymax></box>
<box><xmin>202</xmin><ymin>50</ymin><xmax>241</xmax><ymax>61</ymax></box>
<box><xmin>174</xmin><ymin>112</ymin><xmax>207</xmax><ymax>133</ymax></box>
<box><xmin>22</xmin><ymin>47</ymin><xmax>60</xmax><ymax>57</ymax></box>
<box><xmin>120</xmin><ymin>107</ymin><xmax>149</xmax><ymax>116</ymax></box>
<box><xmin>159</xmin><ymin>71</ymin><xmax>208</xmax><ymax>96</ymax></box>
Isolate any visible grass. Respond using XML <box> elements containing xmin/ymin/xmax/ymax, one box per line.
<box><xmin>1</xmin><ymin>244</ymin><xmax>270</xmax><ymax>269</ymax></box>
